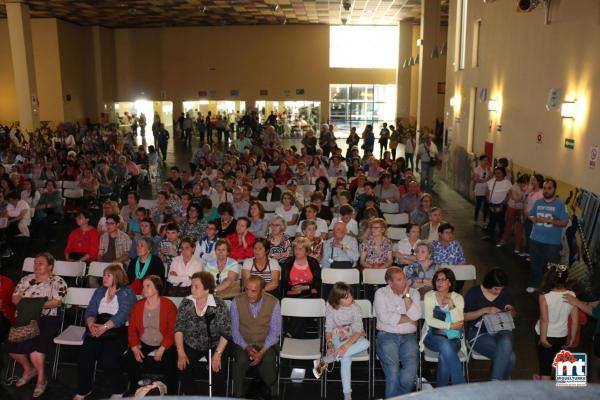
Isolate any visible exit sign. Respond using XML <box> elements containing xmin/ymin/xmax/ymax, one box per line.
<box><xmin>564</xmin><ymin>138</ymin><xmax>575</xmax><ymax>149</ymax></box>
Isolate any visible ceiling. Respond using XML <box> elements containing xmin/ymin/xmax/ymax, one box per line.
<box><xmin>0</xmin><ymin>0</ymin><xmax>449</xmax><ymax>28</ymax></box>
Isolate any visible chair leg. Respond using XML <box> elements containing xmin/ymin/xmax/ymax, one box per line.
<box><xmin>51</xmin><ymin>344</ymin><xmax>61</xmax><ymax>380</ymax></box>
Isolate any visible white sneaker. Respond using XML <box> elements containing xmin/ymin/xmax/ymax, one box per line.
<box><xmin>526</xmin><ymin>287</ymin><xmax>537</xmax><ymax>294</ymax></box>
<box><xmin>312</xmin><ymin>358</ymin><xmax>327</xmax><ymax>379</ymax></box>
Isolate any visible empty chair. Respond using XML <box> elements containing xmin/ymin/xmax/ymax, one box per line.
<box><xmin>443</xmin><ymin>264</ymin><xmax>476</xmax><ymax>282</ymax></box>
<box><xmin>260</xmin><ymin>201</ymin><xmax>279</xmax><ymax>213</ymax></box>
<box><xmin>321</xmin><ymin>268</ymin><xmax>360</xmax><ymax>286</ymax></box>
<box><xmin>139</xmin><ymin>199</ymin><xmax>157</xmax><ymax>210</ymax></box>
<box><xmin>384</xmin><ymin>213</ymin><xmax>409</xmax><ymax>226</ymax></box>
<box><xmin>362</xmin><ymin>269</ymin><xmax>387</xmax><ymax>286</ymax></box>
<box><xmin>54</xmin><ymin>261</ymin><xmax>87</xmax><ymax>279</ymax></box>
<box><xmin>51</xmin><ymin>287</ymin><xmax>96</xmax><ymax>379</ymax></box>
<box><xmin>22</xmin><ymin>257</ymin><xmax>35</xmax><ymax>273</ymax></box>
<box><xmin>63</xmin><ymin>188</ymin><xmax>84</xmax><ymax>199</ymax></box>
<box><xmin>380</xmin><ymin>202</ymin><xmax>400</xmax><ymax>214</ymax></box>
<box><xmin>300</xmin><ymin>184</ymin><xmax>316</xmax><ymax>195</ymax></box>
<box><xmin>387</xmin><ymin>227</ymin><xmax>407</xmax><ymax>242</ymax></box>
<box><xmin>62</xmin><ymin>181</ymin><xmax>80</xmax><ymax>190</ymax></box>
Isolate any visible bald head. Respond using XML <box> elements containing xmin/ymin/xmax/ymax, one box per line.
<box><xmin>332</xmin><ymin>221</ymin><xmax>347</xmax><ymax>240</ymax></box>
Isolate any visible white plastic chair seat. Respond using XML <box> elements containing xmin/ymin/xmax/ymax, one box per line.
<box><xmin>260</xmin><ymin>201</ymin><xmax>279</xmax><ymax>213</ymax></box>
<box><xmin>22</xmin><ymin>257</ymin><xmax>35</xmax><ymax>273</ymax></box>
<box><xmin>443</xmin><ymin>264</ymin><xmax>476</xmax><ymax>281</ymax></box>
<box><xmin>321</xmin><ymin>268</ymin><xmax>360</xmax><ymax>285</ymax></box>
<box><xmin>387</xmin><ymin>227</ymin><xmax>407</xmax><ymax>241</ymax></box>
<box><xmin>380</xmin><ymin>202</ymin><xmax>400</xmax><ymax>214</ymax></box>
<box><xmin>471</xmin><ymin>349</ymin><xmax>491</xmax><ymax>360</ymax></box>
<box><xmin>424</xmin><ymin>348</ymin><xmax>468</xmax><ymax>363</ymax></box>
<box><xmin>351</xmin><ymin>349</ymin><xmax>370</xmax><ymax>362</ymax></box>
<box><xmin>54</xmin><ymin>261</ymin><xmax>87</xmax><ymax>278</ymax></box>
<box><xmin>362</xmin><ymin>268</ymin><xmax>387</xmax><ymax>285</ymax></box>
<box><xmin>280</xmin><ymin>338</ymin><xmax>322</xmax><ymax>360</ymax></box>
<box><xmin>54</xmin><ymin>325</ymin><xmax>85</xmax><ymax>346</ymax></box>
<box><xmin>139</xmin><ymin>199</ymin><xmax>157</xmax><ymax>210</ymax></box>
<box><xmin>62</xmin><ymin>181</ymin><xmax>79</xmax><ymax>190</ymax></box>
<box><xmin>384</xmin><ymin>213</ymin><xmax>409</xmax><ymax>226</ymax></box>
<box><xmin>284</xmin><ymin>225</ymin><xmax>297</xmax><ymax>237</ymax></box>
<box><xmin>87</xmin><ymin>262</ymin><xmax>120</xmax><ymax>278</ymax></box>
<box><xmin>300</xmin><ymin>185</ymin><xmax>315</xmax><ymax>194</ymax></box>
<box><xmin>63</xmin><ymin>188</ymin><xmax>84</xmax><ymax>199</ymax></box>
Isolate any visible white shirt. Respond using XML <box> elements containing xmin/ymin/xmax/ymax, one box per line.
<box><xmin>275</xmin><ymin>205</ymin><xmax>299</xmax><ymax>224</ymax></box>
<box><xmin>6</xmin><ymin>200</ymin><xmax>30</xmax><ymax>218</ymax></box>
<box><xmin>473</xmin><ymin>166</ymin><xmax>491</xmax><ymax>196</ymax></box>
<box><xmin>241</xmin><ymin>258</ymin><xmax>281</xmax><ymax>273</ymax></box>
<box><xmin>186</xmin><ymin>293</ymin><xmax>217</xmax><ymax>316</ymax></box>
<box><xmin>374</xmin><ymin>285</ymin><xmax>421</xmax><ymax>334</ymax></box>
<box><xmin>195</xmin><ymin>237</ymin><xmax>218</xmax><ymax>264</ymax></box>
<box><xmin>297</xmin><ymin>218</ymin><xmax>328</xmax><ymax>236</ymax></box>
<box><xmin>328</xmin><ymin>218</ymin><xmax>358</xmax><ymax>236</ymax></box>
<box><xmin>535</xmin><ymin>290</ymin><xmax>575</xmax><ymax>338</ymax></box>
<box><xmin>98</xmin><ymin>290</ymin><xmax>120</xmax><ymax>315</ymax></box>
<box><xmin>210</xmin><ymin>191</ymin><xmax>233</xmax><ymax>207</ymax></box>
<box><xmin>168</xmin><ymin>255</ymin><xmax>204</xmax><ymax>287</ymax></box>
<box><xmin>393</xmin><ymin>238</ymin><xmax>418</xmax><ymax>257</ymax></box>
<box><xmin>487</xmin><ymin>178</ymin><xmax>512</xmax><ymax>205</ymax></box>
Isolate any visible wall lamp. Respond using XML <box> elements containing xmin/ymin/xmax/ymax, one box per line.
<box><xmin>449</xmin><ymin>95</ymin><xmax>460</xmax><ymax>108</ymax></box>
<box><xmin>488</xmin><ymin>99</ymin><xmax>500</xmax><ymax>112</ymax></box>
<box><xmin>561</xmin><ymin>100</ymin><xmax>576</xmax><ymax>119</ymax></box>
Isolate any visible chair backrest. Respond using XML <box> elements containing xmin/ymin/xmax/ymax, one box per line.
<box><xmin>355</xmin><ymin>299</ymin><xmax>372</xmax><ymax>318</ymax></box>
<box><xmin>87</xmin><ymin>262</ymin><xmax>122</xmax><ymax>278</ymax></box>
<box><xmin>64</xmin><ymin>287</ymin><xmax>96</xmax><ymax>307</ymax></box>
<box><xmin>139</xmin><ymin>199</ymin><xmax>157</xmax><ymax>210</ymax></box>
<box><xmin>387</xmin><ymin>227</ymin><xmax>407</xmax><ymax>241</ymax></box>
<box><xmin>380</xmin><ymin>202</ymin><xmax>400</xmax><ymax>214</ymax></box>
<box><xmin>362</xmin><ymin>268</ymin><xmax>387</xmax><ymax>285</ymax></box>
<box><xmin>321</xmin><ymin>268</ymin><xmax>360</xmax><ymax>285</ymax></box>
<box><xmin>54</xmin><ymin>261</ymin><xmax>87</xmax><ymax>278</ymax></box>
<box><xmin>62</xmin><ymin>180</ymin><xmax>79</xmax><ymax>190</ymax></box>
<box><xmin>167</xmin><ymin>296</ymin><xmax>185</xmax><ymax>309</ymax></box>
<box><xmin>443</xmin><ymin>264</ymin><xmax>476</xmax><ymax>281</ymax></box>
<box><xmin>22</xmin><ymin>257</ymin><xmax>35</xmax><ymax>273</ymax></box>
<box><xmin>260</xmin><ymin>201</ymin><xmax>279</xmax><ymax>213</ymax></box>
<box><xmin>300</xmin><ymin>184</ymin><xmax>315</xmax><ymax>194</ymax></box>
<box><xmin>384</xmin><ymin>213</ymin><xmax>409</xmax><ymax>226</ymax></box>
<box><xmin>63</xmin><ymin>188</ymin><xmax>84</xmax><ymax>198</ymax></box>
<box><xmin>281</xmin><ymin>298</ymin><xmax>325</xmax><ymax>318</ymax></box>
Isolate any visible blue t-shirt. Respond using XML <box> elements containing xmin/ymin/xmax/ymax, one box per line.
<box><xmin>530</xmin><ymin>197</ymin><xmax>568</xmax><ymax>245</ymax></box>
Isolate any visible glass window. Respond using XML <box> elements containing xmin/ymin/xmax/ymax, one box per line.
<box><xmin>330</xmin><ymin>26</ymin><xmax>399</xmax><ymax>69</ymax></box>
<box><xmin>458</xmin><ymin>0</ymin><xmax>469</xmax><ymax>70</ymax></box>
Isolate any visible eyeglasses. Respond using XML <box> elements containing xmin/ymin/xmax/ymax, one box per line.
<box><xmin>436</xmin><ymin>277</ymin><xmax>449</xmax><ymax>282</ymax></box>
<box><xmin>370</xmin><ymin>226</ymin><xmax>383</xmax><ymax>230</ymax></box>
<box><xmin>106</xmin><ymin>222</ymin><xmax>116</xmax><ymax>225</ymax></box>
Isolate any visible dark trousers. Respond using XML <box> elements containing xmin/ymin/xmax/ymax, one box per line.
<box><xmin>536</xmin><ymin>335</ymin><xmax>567</xmax><ymax>376</ymax></box>
<box><xmin>474</xmin><ymin>195</ymin><xmax>489</xmax><ymax>223</ymax></box>
<box><xmin>126</xmin><ymin>343</ymin><xmax>177</xmax><ymax>395</ymax></box>
<box><xmin>76</xmin><ymin>332</ymin><xmax>128</xmax><ymax>396</ymax></box>
<box><xmin>232</xmin><ymin>344</ymin><xmax>278</xmax><ymax>398</ymax></box>
<box><xmin>159</xmin><ymin>144</ymin><xmax>168</xmax><ymax>161</ymax></box>
<box><xmin>206</xmin><ymin>128</ymin><xmax>213</xmax><ymax>144</ymax></box>
<box><xmin>199</xmin><ymin>130</ymin><xmax>205</xmax><ymax>143</ymax></box>
<box><xmin>184</xmin><ymin>129</ymin><xmax>192</xmax><ymax>145</ymax></box>
<box><xmin>529</xmin><ymin>239</ymin><xmax>561</xmax><ymax>288</ymax></box>
<box><xmin>487</xmin><ymin>205</ymin><xmax>506</xmax><ymax>240</ymax></box>
<box><xmin>405</xmin><ymin>153</ymin><xmax>414</xmax><ymax>169</ymax></box>
<box><xmin>524</xmin><ymin>218</ymin><xmax>533</xmax><ymax>253</ymax></box>
<box><xmin>178</xmin><ymin>344</ymin><xmax>227</xmax><ymax>396</ymax></box>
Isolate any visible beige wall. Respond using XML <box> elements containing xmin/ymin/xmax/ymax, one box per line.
<box><xmin>443</xmin><ymin>0</ymin><xmax>600</xmax><ymax>193</ymax></box>
<box><xmin>0</xmin><ymin>20</ymin><xmax>18</xmax><ymax>124</ymax></box>
<box><xmin>113</xmin><ymin>25</ymin><xmax>396</xmax><ymax>120</ymax></box>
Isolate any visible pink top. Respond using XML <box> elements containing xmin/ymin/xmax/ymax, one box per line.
<box><xmin>525</xmin><ymin>189</ymin><xmax>543</xmax><ymax>214</ymax></box>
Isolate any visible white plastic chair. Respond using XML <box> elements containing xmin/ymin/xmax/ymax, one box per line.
<box><xmin>139</xmin><ymin>199</ymin><xmax>157</xmax><ymax>210</ymax></box>
<box><xmin>260</xmin><ymin>201</ymin><xmax>279</xmax><ymax>213</ymax></box>
<box><xmin>387</xmin><ymin>227</ymin><xmax>407</xmax><ymax>242</ymax></box>
<box><xmin>279</xmin><ymin>298</ymin><xmax>326</xmax><ymax>396</ymax></box>
<box><xmin>380</xmin><ymin>202</ymin><xmax>400</xmax><ymax>214</ymax></box>
<box><xmin>384</xmin><ymin>213</ymin><xmax>409</xmax><ymax>226</ymax></box>
<box><xmin>300</xmin><ymin>184</ymin><xmax>316</xmax><ymax>195</ymax></box>
<box><xmin>321</xmin><ymin>268</ymin><xmax>360</xmax><ymax>285</ymax></box>
<box><xmin>87</xmin><ymin>262</ymin><xmax>122</xmax><ymax>278</ymax></box>
<box><xmin>63</xmin><ymin>188</ymin><xmax>84</xmax><ymax>199</ymax></box>
<box><xmin>443</xmin><ymin>264</ymin><xmax>477</xmax><ymax>282</ymax></box>
<box><xmin>167</xmin><ymin>296</ymin><xmax>185</xmax><ymax>309</ymax></box>
<box><xmin>51</xmin><ymin>287</ymin><xmax>96</xmax><ymax>379</ymax></box>
<box><xmin>54</xmin><ymin>260</ymin><xmax>87</xmax><ymax>279</ymax></box>
<box><xmin>22</xmin><ymin>257</ymin><xmax>35</xmax><ymax>273</ymax></box>
<box><xmin>362</xmin><ymin>269</ymin><xmax>387</xmax><ymax>285</ymax></box>
<box><xmin>62</xmin><ymin>180</ymin><xmax>80</xmax><ymax>190</ymax></box>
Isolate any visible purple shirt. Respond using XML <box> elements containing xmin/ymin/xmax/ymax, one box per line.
<box><xmin>230</xmin><ymin>296</ymin><xmax>281</xmax><ymax>350</ymax></box>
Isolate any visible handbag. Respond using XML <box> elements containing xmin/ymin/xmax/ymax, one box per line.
<box><xmin>431</xmin><ymin>305</ymin><xmax>462</xmax><ymax>340</ymax></box>
<box><xmin>7</xmin><ymin>297</ymin><xmax>47</xmax><ymax>343</ymax></box>
<box><xmin>482</xmin><ymin>311</ymin><xmax>515</xmax><ymax>334</ymax></box>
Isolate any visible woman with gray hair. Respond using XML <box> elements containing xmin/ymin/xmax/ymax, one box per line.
<box><xmin>403</xmin><ymin>240</ymin><xmax>439</xmax><ymax>294</ymax></box>
<box><xmin>301</xmin><ymin>219</ymin><xmax>324</xmax><ymax>261</ymax></box>
<box><xmin>128</xmin><ymin>236</ymin><xmax>165</xmax><ymax>295</ymax></box>
<box><xmin>266</xmin><ymin>214</ymin><xmax>291</xmax><ymax>262</ymax></box>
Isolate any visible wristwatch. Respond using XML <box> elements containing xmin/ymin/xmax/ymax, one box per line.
<box><xmin>402</xmin><ymin>292</ymin><xmax>411</xmax><ymax>299</ymax></box>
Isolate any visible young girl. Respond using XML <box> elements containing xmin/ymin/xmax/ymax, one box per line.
<box><xmin>534</xmin><ymin>264</ymin><xmax>579</xmax><ymax>380</ymax></box>
<box><xmin>313</xmin><ymin>282</ymin><xmax>369</xmax><ymax>400</ymax></box>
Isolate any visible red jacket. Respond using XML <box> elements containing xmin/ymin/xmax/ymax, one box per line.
<box><xmin>128</xmin><ymin>296</ymin><xmax>177</xmax><ymax>350</ymax></box>
<box><xmin>64</xmin><ymin>227</ymin><xmax>100</xmax><ymax>261</ymax></box>
<box><xmin>226</xmin><ymin>231</ymin><xmax>256</xmax><ymax>261</ymax></box>
<box><xmin>0</xmin><ymin>275</ymin><xmax>16</xmax><ymax>324</ymax></box>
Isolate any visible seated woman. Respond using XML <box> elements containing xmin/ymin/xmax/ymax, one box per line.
<box><xmin>6</xmin><ymin>253</ymin><xmax>67</xmax><ymax>398</ymax></box>
<box><xmin>392</xmin><ymin>223</ymin><xmax>421</xmax><ymax>266</ymax></box>
<box><xmin>301</xmin><ymin>219</ymin><xmax>324</xmax><ymax>261</ymax></box>
<box><xmin>174</xmin><ymin>272</ymin><xmax>231</xmax><ymax>395</ymax></box>
<box><xmin>74</xmin><ymin>264</ymin><xmax>136</xmax><ymax>399</ymax></box>
<box><xmin>167</xmin><ymin>237</ymin><xmax>203</xmax><ymax>297</ymax></box>
<box><xmin>404</xmin><ymin>241</ymin><xmax>439</xmax><ymax>293</ymax></box>
<box><xmin>241</xmin><ymin>238</ymin><xmax>281</xmax><ymax>297</ymax></box>
<box><xmin>33</xmin><ymin>179</ymin><xmax>63</xmax><ymax>225</ymax></box>
<box><xmin>127</xmin><ymin>275</ymin><xmax>178</xmax><ymax>394</ymax></box>
<box><xmin>266</xmin><ymin>215</ymin><xmax>292</xmax><ymax>263</ymax></box>
<box><xmin>216</xmin><ymin>202</ymin><xmax>237</xmax><ymax>238</ymax></box>
<box><xmin>205</xmin><ymin>238</ymin><xmax>241</xmax><ymax>299</ymax></box>
<box><xmin>420</xmin><ymin>268</ymin><xmax>466</xmax><ymax>387</ymax></box>
<box><xmin>410</xmin><ymin>193</ymin><xmax>433</xmax><ymax>226</ymax></box>
<box><xmin>280</xmin><ymin>236</ymin><xmax>321</xmax><ymax>299</ymax></box>
<box><xmin>464</xmin><ymin>268</ymin><xmax>516</xmax><ymax>381</ymax></box>
<box><xmin>226</xmin><ymin>217</ymin><xmax>256</xmax><ymax>262</ymax></box>
<box><xmin>359</xmin><ymin>218</ymin><xmax>393</xmax><ymax>270</ymax></box>
<box><xmin>248</xmin><ymin>200</ymin><xmax>268</xmax><ymax>239</ymax></box>
<box><xmin>128</xmin><ymin>236</ymin><xmax>166</xmax><ymax>295</ymax></box>
<box><xmin>129</xmin><ymin>218</ymin><xmax>162</xmax><ymax>259</ymax></box>
<box><xmin>275</xmin><ymin>192</ymin><xmax>300</xmax><ymax>232</ymax></box>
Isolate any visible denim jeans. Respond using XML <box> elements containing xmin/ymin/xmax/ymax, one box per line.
<box><xmin>468</xmin><ymin>327</ymin><xmax>515</xmax><ymax>380</ymax></box>
<box><xmin>329</xmin><ymin>335</ymin><xmax>370</xmax><ymax>394</ymax></box>
<box><xmin>423</xmin><ymin>333</ymin><xmax>465</xmax><ymax>387</ymax></box>
<box><xmin>529</xmin><ymin>239</ymin><xmax>561</xmax><ymax>287</ymax></box>
<box><xmin>376</xmin><ymin>331</ymin><xmax>419</xmax><ymax>397</ymax></box>
<box><xmin>420</xmin><ymin>161</ymin><xmax>434</xmax><ymax>193</ymax></box>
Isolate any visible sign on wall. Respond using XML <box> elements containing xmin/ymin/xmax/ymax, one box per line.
<box><xmin>589</xmin><ymin>145</ymin><xmax>598</xmax><ymax>169</ymax></box>
<box><xmin>230</xmin><ymin>89</ymin><xmax>240</xmax><ymax>97</ymax></box>
<box><xmin>198</xmin><ymin>91</ymin><xmax>207</xmax><ymax>97</ymax></box>
<box><xmin>565</xmin><ymin>138</ymin><xmax>575</xmax><ymax>150</ymax></box>
<box><xmin>259</xmin><ymin>89</ymin><xmax>268</xmax><ymax>96</ymax></box>
<box><xmin>536</xmin><ymin>132</ymin><xmax>543</xmax><ymax>144</ymax></box>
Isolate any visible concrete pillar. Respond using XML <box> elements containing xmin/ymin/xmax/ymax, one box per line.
<box><xmin>416</xmin><ymin>0</ymin><xmax>440</xmax><ymax>132</ymax></box>
<box><xmin>92</xmin><ymin>26</ymin><xmax>105</xmax><ymax>121</ymax></box>
<box><xmin>396</xmin><ymin>22</ymin><xmax>413</xmax><ymax>120</ymax></box>
<box><xmin>6</xmin><ymin>1</ymin><xmax>39</xmax><ymax>130</ymax></box>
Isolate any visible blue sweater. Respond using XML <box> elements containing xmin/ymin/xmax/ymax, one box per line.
<box><xmin>84</xmin><ymin>286</ymin><xmax>136</xmax><ymax>329</ymax></box>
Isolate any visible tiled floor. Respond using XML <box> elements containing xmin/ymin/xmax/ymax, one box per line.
<box><xmin>0</xmin><ymin>131</ymin><xmax>596</xmax><ymax>399</ymax></box>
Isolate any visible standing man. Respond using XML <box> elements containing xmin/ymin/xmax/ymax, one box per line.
<box><xmin>526</xmin><ymin>178</ymin><xmax>569</xmax><ymax>293</ymax></box>
<box><xmin>416</xmin><ymin>133</ymin><xmax>439</xmax><ymax>193</ymax></box>
<box><xmin>156</xmin><ymin>124</ymin><xmax>170</xmax><ymax>162</ymax></box>
<box><xmin>375</xmin><ymin>267</ymin><xmax>421</xmax><ymax>398</ymax></box>
<box><xmin>230</xmin><ymin>276</ymin><xmax>281</xmax><ymax>399</ymax></box>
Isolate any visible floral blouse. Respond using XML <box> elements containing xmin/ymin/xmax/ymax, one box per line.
<box><xmin>14</xmin><ymin>274</ymin><xmax>68</xmax><ymax>317</ymax></box>
<box><xmin>360</xmin><ymin>236</ymin><xmax>393</xmax><ymax>266</ymax></box>
<box><xmin>268</xmin><ymin>234</ymin><xmax>291</xmax><ymax>262</ymax></box>
<box><xmin>308</xmin><ymin>237</ymin><xmax>323</xmax><ymax>261</ymax></box>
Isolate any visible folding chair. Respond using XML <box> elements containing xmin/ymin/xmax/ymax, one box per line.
<box><xmin>62</xmin><ymin>181</ymin><xmax>80</xmax><ymax>190</ymax></box>
<box><xmin>387</xmin><ymin>227</ymin><xmax>407</xmax><ymax>242</ymax></box>
<box><xmin>87</xmin><ymin>262</ymin><xmax>121</xmax><ymax>279</ymax></box>
<box><xmin>323</xmin><ymin>299</ymin><xmax>372</xmax><ymax>398</ymax></box>
<box><xmin>51</xmin><ymin>287</ymin><xmax>96</xmax><ymax>379</ymax></box>
<box><xmin>139</xmin><ymin>199</ymin><xmax>157</xmax><ymax>210</ymax></box>
<box><xmin>321</xmin><ymin>268</ymin><xmax>360</xmax><ymax>298</ymax></box>
<box><xmin>54</xmin><ymin>260</ymin><xmax>87</xmax><ymax>286</ymax></box>
<box><xmin>300</xmin><ymin>185</ymin><xmax>316</xmax><ymax>195</ymax></box>
<box><xmin>22</xmin><ymin>257</ymin><xmax>35</xmax><ymax>274</ymax></box>
<box><xmin>278</xmin><ymin>298</ymin><xmax>326</xmax><ymax>398</ymax></box>
<box><xmin>361</xmin><ymin>268</ymin><xmax>387</xmax><ymax>301</ymax></box>
<box><xmin>260</xmin><ymin>201</ymin><xmax>279</xmax><ymax>213</ymax></box>
<box><xmin>443</xmin><ymin>264</ymin><xmax>477</xmax><ymax>282</ymax></box>
<box><xmin>380</xmin><ymin>202</ymin><xmax>400</xmax><ymax>214</ymax></box>
<box><xmin>384</xmin><ymin>213</ymin><xmax>409</xmax><ymax>226</ymax></box>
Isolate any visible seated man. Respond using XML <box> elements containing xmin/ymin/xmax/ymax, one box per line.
<box><xmin>321</xmin><ymin>221</ymin><xmax>359</xmax><ymax>269</ymax></box>
<box><xmin>230</xmin><ymin>275</ymin><xmax>281</xmax><ymax>399</ymax></box>
<box><xmin>399</xmin><ymin>180</ymin><xmax>421</xmax><ymax>214</ymax></box>
<box><xmin>375</xmin><ymin>267</ymin><xmax>421</xmax><ymax>398</ymax></box>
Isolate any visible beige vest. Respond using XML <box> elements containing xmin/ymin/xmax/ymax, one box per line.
<box><xmin>235</xmin><ymin>293</ymin><xmax>277</xmax><ymax>348</ymax></box>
